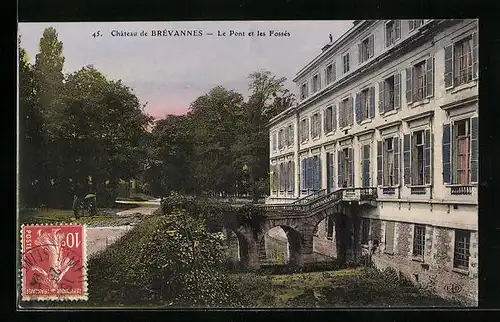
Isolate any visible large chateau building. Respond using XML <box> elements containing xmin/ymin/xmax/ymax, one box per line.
<box><xmin>266</xmin><ymin>19</ymin><xmax>478</xmax><ymax>305</ymax></box>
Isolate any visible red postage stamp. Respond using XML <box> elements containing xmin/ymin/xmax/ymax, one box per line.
<box><xmin>20</xmin><ymin>224</ymin><xmax>87</xmax><ymax>301</ymax></box>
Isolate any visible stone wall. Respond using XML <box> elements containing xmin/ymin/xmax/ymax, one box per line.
<box><xmin>312</xmin><ymin>217</ymin><xmax>337</xmax><ymax>258</ymax></box>
<box><xmin>369</xmin><ymin>220</ymin><xmax>478</xmax><ymax>306</ymax></box>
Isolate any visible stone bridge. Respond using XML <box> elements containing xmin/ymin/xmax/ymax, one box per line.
<box><xmin>225</xmin><ymin>187</ymin><xmax>378</xmax><ymax>269</ymax></box>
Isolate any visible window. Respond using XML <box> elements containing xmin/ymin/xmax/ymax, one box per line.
<box><xmin>287</xmin><ymin>160</ymin><xmax>294</xmax><ymax>193</ymax></box>
<box><xmin>379</xmin><ymin>73</ymin><xmax>401</xmax><ymax>113</ymax></box>
<box><xmin>311</xmin><ymin>113</ymin><xmax>320</xmax><ymax>139</ymax></box>
<box><xmin>326</xmin><ymin>152</ymin><xmax>335</xmax><ymax>191</ymax></box>
<box><xmin>326</xmin><ymin>62</ymin><xmax>336</xmax><ymax>84</ymax></box>
<box><xmin>300</xmin><ymin>118</ymin><xmax>309</xmax><ymax>142</ymax></box>
<box><xmin>272</xmin><ymin>133</ymin><xmax>277</xmax><ymax>152</ymax></box>
<box><xmin>408</xmin><ymin>19</ymin><xmax>424</xmax><ymax>31</ymax></box>
<box><xmin>413</xmin><ymin>61</ymin><xmax>426</xmax><ymax>102</ymax></box>
<box><xmin>356</xmin><ymin>87</ymin><xmax>375</xmax><ymax>123</ymax></box>
<box><xmin>270</xmin><ymin>164</ymin><xmax>278</xmax><ymax>193</ymax></box>
<box><xmin>301</xmin><ymin>156</ymin><xmax>321</xmax><ymax>192</ymax></box>
<box><xmin>378</xmin><ymin>136</ymin><xmax>400</xmax><ymax>187</ymax></box>
<box><xmin>443</xmin><ymin>117</ymin><xmax>478</xmax><ymax>185</ymax></box>
<box><xmin>406</xmin><ymin>58</ymin><xmax>434</xmax><ymax>104</ymax></box>
<box><xmin>385</xmin><ymin>20</ymin><xmax>401</xmax><ymax>47</ymax></box>
<box><xmin>384</xmin><ymin>221</ymin><xmax>395</xmax><ymax>254</ymax></box>
<box><xmin>338</xmin><ymin>147</ymin><xmax>354</xmax><ymax>188</ymax></box>
<box><xmin>359</xmin><ymin>35</ymin><xmax>374</xmax><ymax>64</ymax></box>
<box><xmin>287</xmin><ymin>124</ymin><xmax>294</xmax><ymax>147</ymax></box>
<box><xmin>412</xmin><ymin>130</ymin><xmax>425</xmax><ymax>186</ymax></box>
<box><xmin>343</xmin><ymin>52</ymin><xmax>350</xmax><ymax>74</ymax></box>
<box><xmin>403</xmin><ymin>129</ymin><xmax>431</xmax><ymax>186</ymax></box>
<box><xmin>324</xmin><ymin>106</ymin><xmax>333</xmax><ymax>133</ymax></box>
<box><xmin>444</xmin><ymin>32</ymin><xmax>478</xmax><ymax>89</ymax></box>
<box><xmin>361</xmin><ymin>144</ymin><xmax>370</xmax><ymax>187</ymax></box>
<box><xmin>339</xmin><ymin>97</ymin><xmax>353</xmax><ymax>129</ymax></box>
<box><xmin>453</xmin><ymin>230</ymin><xmax>470</xmax><ymax>270</ymax></box>
<box><xmin>312</xmin><ymin>74</ymin><xmax>321</xmax><ymax>93</ymax></box>
<box><xmin>300</xmin><ymin>83</ymin><xmax>308</xmax><ymax>100</ymax></box>
<box><xmin>278</xmin><ymin>129</ymin><xmax>284</xmax><ymax>150</ymax></box>
<box><xmin>361</xmin><ymin>218</ymin><xmax>371</xmax><ymax>245</ymax></box>
<box><xmin>412</xmin><ymin>225</ymin><xmax>426</xmax><ymax>258</ymax></box>
<box><xmin>326</xmin><ymin>215</ymin><xmax>334</xmax><ymax>239</ymax></box>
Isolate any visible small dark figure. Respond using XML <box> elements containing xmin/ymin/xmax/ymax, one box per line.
<box><xmin>72</xmin><ymin>195</ymin><xmax>80</xmax><ymax>219</ymax></box>
<box><xmin>329</xmin><ymin>33</ymin><xmax>333</xmax><ymax>43</ymax></box>
<box><xmin>342</xmin><ymin>181</ymin><xmax>348</xmax><ymax>188</ymax></box>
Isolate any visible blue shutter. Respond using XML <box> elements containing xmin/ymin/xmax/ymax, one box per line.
<box><xmin>326</xmin><ymin>152</ymin><xmax>331</xmax><ymax>191</ymax></box>
<box><xmin>425</xmin><ymin>57</ymin><xmax>434</xmax><ymax>98</ymax></box>
<box><xmin>406</xmin><ymin>67</ymin><xmax>412</xmax><ymax>104</ymax></box>
<box><xmin>363</xmin><ymin>145</ymin><xmax>370</xmax><ymax>187</ymax></box>
<box><xmin>444</xmin><ymin>44</ymin><xmax>453</xmax><ymax>88</ymax></box>
<box><xmin>307</xmin><ymin>158</ymin><xmax>313</xmax><ymax>190</ymax></box>
<box><xmin>348</xmin><ymin>97</ymin><xmax>354</xmax><ymax>125</ymax></box>
<box><xmin>394</xmin><ymin>136</ymin><xmax>400</xmax><ymax>186</ymax></box>
<box><xmin>332</xmin><ymin>104</ymin><xmax>337</xmax><ymax>131</ymax></box>
<box><xmin>355</xmin><ymin>93</ymin><xmax>361</xmax><ymax>124</ymax></box>
<box><xmin>470</xmin><ymin>117</ymin><xmax>478</xmax><ymax>183</ymax></box>
<box><xmin>338</xmin><ymin>150</ymin><xmax>343</xmax><ymax>187</ymax></box>
<box><xmin>291</xmin><ymin>161</ymin><xmax>295</xmax><ymax>193</ymax></box>
<box><xmin>394</xmin><ymin>73</ymin><xmax>401</xmax><ymax>110</ymax></box>
<box><xmin>318</xmin><ymin>156</ymin><xmax>322</xmax><ymax>190</ymax></box>
<box><xmin>442</xmin><ymin>124</ymin><xmax>451</xmax><ymax>184</ymax></box>
<box><xmin>403</xmin><ymin>134</ymin><xmax>411</xmax><ymax>185</ymax></box>
<box><xmin>378</xmin><ymin>81</ymin><xmax>385</xmax><ymax>114</ymax></box>
<box><xmin>369</xmin><ymin>87</ymin><xmax>375</xmax><ymax>118</ymax></box>
<box><xmin>348</xmin><ymin>148</ymin><xmax>354</xmax><ymax>187</ymax></box>
<box><xmin>377</xmin><ymin>141</ymin><xmax>383</xmax><ymax>186</ymax></box>
<box><xmin>424</xmin><ymin>129</ymin><xmax>431</xmax><ymax>185</ymax></box>
<box><xmin>301</xmin><ymin>159</ymin><xmax>305</xmax><ymax>191</ymax></box>
<box><xmin>472</xmin><ymin>32</ymin><xmax>478</xmax><ymax>79</ymax></box>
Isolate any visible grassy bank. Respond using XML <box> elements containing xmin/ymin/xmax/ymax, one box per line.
<box><xmin>230</xmin><ymin>267</ymin><xmax>460</xmax><ymax>308</ymax></box>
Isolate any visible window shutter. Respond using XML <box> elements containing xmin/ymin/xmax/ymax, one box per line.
<box><xmin>394</xmin><ymin>73</ymin><xmax>401</xmax><ymax>109</ymax></box>
<box><xmin>338</xmin><ymin>150</ymin><xmax>343</xmax><ymax>187</ymax></box>
<box><xmin>442</xmin><ymin>124</ymin><xmax>451</xmax><ymax>184</ymax></box>
<box><xmin>326</xmin><ymin>152</ymin><xmax>332</xmax><ymax>191</ymax></box>
<box><xmin>378</xmin><ymin>81</ymin><xmax>385</xmax><ymax>114</ymax></box>
<box><xmin>318</xmin><ymin>156</ymin><xmax>322</xmax><ymax>189</ymax></box>
<box><xmin>406</xmin><ymin>67</ymin><xmax>413</xmax><ymax>104</ymax></box>
<box><xmin>369</xmin><ymin>35</ymin><xmax>374</xmax><ymax>58</ymax></box>
<box><xmin>291</xmin><ymin>125</ymin><xmax>294</xmax><ymax>145</ymax></box>
<box><xmin>270</xmin><ymin>165</ymin><xmax>274</xmax><ymax>192</ymax></box>
<box><xmin>332</xmin><ymin>62</ymin><xmax>336</xmax><ymax>82</ymax></box>
<box><xmin>377</xmin><ymin>141</ymin><xmax>383</xmax><ymax>186</ymax></box>
<box><xmin>301</xmin><ymin>159</ymin><xmax>305</xmax><ymax>191</ymax></box>
<box><xmin>444</xmin><ymin>44</ymin><xmax>454</xmax><ymax>89</ymax></box>
<box><xmin>425</xmin><ymin>57</ymin><xmax>434</xmax><ymax>98</ymax></box>
<box><xmin>472</xmin><ymin>32</ymin><xmax>478</xmax><ymax>79</ymax></box>
<box><xmin>348</xmin><ymin>97</ymin><xmax>354</xmax><ymax>125</ymax></box>
<box><xmin>424</xmin><ymin>129</ymin><xmax>432</xmax><ymax>185</ymax></box>
<box><xmin>332</xmin><ymin>104</ymin><xmax>337</xmax><ymax>131</ymax></box>
<box><xmin>369</xmin><ymin>86</ymin><xmax>375</xmax><ymax>118</ymax></box>
<box><xmin>395</xmin><ymin>20</ymin><xmax>401</xmax><ymax>40</ymax></box>
<box><xmin>323</xmin><ymin>110</ymin><xmax>328</xmax><ymax>134</ymax></box>
<box><xmin>471</xmin><ymin>117</ymin><xmax>478</xmax><ymax>183</ymax></box>
<box><xmin>363</xmin><ymin>145</ymin><xmax>370</xmax><ymax>187</ymax></box>
<box><xmin>403</xmin><ymin>134</ymin><xmax>411</xmax><ymax>185</ymax></box>
<box><xmin>394</xmin><ymin>136</ymin><xmax>400</xmax><ymax>186</ymax></box>
<box><xmin>409</xmin><ymin>20</ymin><xmax>414</xmax><ymax>31</ymax></box>
<box><xmin>348</xmin><ymin>148</ymin><xmax>354</xmax><ymax>187</ymax></box>
<box><xmin>358</xmin><ymin>43</ymin><xmax>363</xmax><ymax>63</ymax></box>
<box><xmin>355</xmin><ymin>93</ymin><xmax>361</xmax><ymax>124</ymax></box>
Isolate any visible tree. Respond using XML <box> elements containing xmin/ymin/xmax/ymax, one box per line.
<box><xmin>233</xmin><ymin>70</ymin><xmax>296</xmax><ymax>200</ymax></box>
<box><xmin>188</xmin><ymin>86</ymin><xmax>245</xmax><ymax>196</ymax></box>
<box><xmin>18</xmin><ymin>37</ymin><xmax>44</xmax><ymax>207</ymax></box>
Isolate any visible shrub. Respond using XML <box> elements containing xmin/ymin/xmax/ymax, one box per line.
<box><xmin>88</xmin><ymin>210</ymin><xmax>241</xmax><ymax>307</ymax></box>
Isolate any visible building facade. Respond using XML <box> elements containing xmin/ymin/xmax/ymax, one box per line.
<box><xmin>266</xmin><ymin>19</ymin><xmax>478</xmax><ymax>305</ymax></box>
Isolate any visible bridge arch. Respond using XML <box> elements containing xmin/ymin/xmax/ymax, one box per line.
<box><xmin>259</xmin><ymin>221</ymin><xmax>305</xmax><ymax>266</ymax></box>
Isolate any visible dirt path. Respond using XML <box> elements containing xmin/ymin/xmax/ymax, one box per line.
<box><xmin>86</xmin><ymin>206</ymin><xmax>159</xmax><ymax>257</ymax></box>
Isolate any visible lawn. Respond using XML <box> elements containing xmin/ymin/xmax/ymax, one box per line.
<box><xmin>19</xmin><ymin>207</ymin><xmax>119</xmax><ymax>225</ymax></box>
<box><xmin>229</xmin><ymin>267</ymin><xmax>461</xmax><ymax>308</ymax></box>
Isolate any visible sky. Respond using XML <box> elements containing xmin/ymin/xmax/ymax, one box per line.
<box><xmin>18</xmin><ymin>21</ymin><xmax>354</xmax><ymax>120</ymax></box>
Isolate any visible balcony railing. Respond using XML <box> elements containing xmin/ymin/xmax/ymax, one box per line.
<box><xmin>261</xmin><ymin>187</ymin><xmax>378</xmax><ymax>215</ymax></box>
<box><xmin>294</xmin><ymin>189</ymin><xmax>326</xmax><ymax>205</ymax></box>
<box><xmin>449</xmin><ymin>185</ymin><xmax>473</xmax><ymax>195</ymax></box>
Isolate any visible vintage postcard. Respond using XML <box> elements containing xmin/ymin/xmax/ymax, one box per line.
<box><xmin>17</xmin><ymin>19</ymin><xmax>478</xmax><ymax>309</ymax></box>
